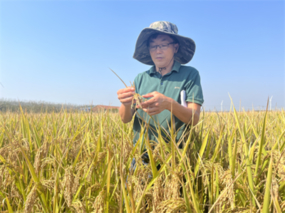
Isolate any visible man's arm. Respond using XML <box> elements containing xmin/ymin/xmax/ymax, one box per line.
<box><xmin>119</xmin><ymin>104</ymin><xmax>135</xmax><ymax>123</ymax></box>
<box><xmin>166</xmin><ymin>99</ymin><xmax>200</xmax><ymax>125</ymax></box>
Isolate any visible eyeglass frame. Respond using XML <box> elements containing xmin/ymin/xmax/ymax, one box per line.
<box><xmin>148</xmin><ymin>42</ymin><xmax>176</xmax><ymax>52</ymax></box>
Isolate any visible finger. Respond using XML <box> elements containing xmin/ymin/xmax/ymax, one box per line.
<box><xmin>119</xmin><ymin>88</ymin><xmax>134</xmax><ymax>95</ymax></box>
<box><xmin>148</xmin><ymin>102</ymin><xmax>158</xmax><ymax>108</ymax></box>
<box><xmin>143</xmin><ymin>108</ymin><xmax>159</xmax><ymax>116</ymax></box>
<box><xmin>140</xmin><ymin>98</ymin><xmax>156</xmax><ymax>108</ymax></box>
<box><xmin>142</xmin><ymin>93</ymin><xmax>154</xmax><ymax>98</ymax></box>
<box><xmin>120</xmin><ymin>97</ymin><xmax>133</xmax><ymax>103</ymax></box>
<box><xmin>118</xmin><ymin>91</ymin><xmax>135</xmax><ymax>99</ymax></box>
<box><xmin>138</xmin><ymin>102</ymin><xmax>149</xmax><ymax>109</ymax></box>
<box><xmin>117</xmin><ymin>87</ymin><xmax>135</xmax><ymax>95</ymax></box>
<box><xmin>142</xmin><ymin>107</ymin><xmax>157</xmax><ymax>114</ymax></box>
<box><xmin>149</xmin><ymin>111</ymin><xmax>159</xmax><ymax>116</ymax></box>
<box><xmin>139</xmin><ymin>102</ymin><xmax>150</xmax><ymax>108</ymax></box>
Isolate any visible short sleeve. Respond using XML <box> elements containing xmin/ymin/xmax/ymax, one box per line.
<box><xmin>185</xmin><ymin>71</ymin><xmax>204</xmax><ymax>106</ymax></box>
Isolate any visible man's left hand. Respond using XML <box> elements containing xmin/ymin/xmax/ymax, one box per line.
<box><xmin>137</xmin><ymin>91</ymin><xmax>170</xmax><ymax>116</ymax></box>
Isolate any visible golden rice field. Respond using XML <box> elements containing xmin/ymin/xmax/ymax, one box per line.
<box><xmin>0</xmin><ymin>106</ymin><xmax>284</xmax><ymax>213</ymax></box>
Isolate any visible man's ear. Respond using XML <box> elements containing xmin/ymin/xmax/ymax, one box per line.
<box><xmin>174</xmin><ymin>43</ymin><xmax>179</xmax><ymax>53</ymax></box>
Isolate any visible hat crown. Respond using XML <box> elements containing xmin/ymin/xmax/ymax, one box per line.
<box><xmin>149</xmin><ymin>21</ymin><xmax>178</xmax><ymax>35</ymax></box>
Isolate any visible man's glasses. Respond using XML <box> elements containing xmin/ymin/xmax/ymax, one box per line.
<box><xmin>149</xmin><ymin>42</ymin><xmax>175</xmax><ymax>52</ymax></box>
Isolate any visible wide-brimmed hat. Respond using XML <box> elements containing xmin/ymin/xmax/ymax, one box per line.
<box><xmin>133</xmin><ymin>21</ymin><xmax>196</xmax><ymax>65</ymax></box>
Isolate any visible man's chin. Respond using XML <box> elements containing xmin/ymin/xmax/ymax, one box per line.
<box><xmin>154</xmin><ymin>62</ymin><xmax>167</xmax><ymax>68</ymax></box>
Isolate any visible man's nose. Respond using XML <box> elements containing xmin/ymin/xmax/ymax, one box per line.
<box><xmin>155</xmin><ymin>46</ymin><xmax>163</xmax><ymax>53</ymax></box>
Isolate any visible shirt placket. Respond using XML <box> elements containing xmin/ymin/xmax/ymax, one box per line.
<box><xmin>158</xmin><ymin>73</ymin><xmax>164</xmax><ymax>95</ymax></box>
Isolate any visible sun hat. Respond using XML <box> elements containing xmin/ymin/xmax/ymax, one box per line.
<box><xmin>133</xmin><ymin>21</ymin><xmax>196</xmax><ymax>65</ymax></box>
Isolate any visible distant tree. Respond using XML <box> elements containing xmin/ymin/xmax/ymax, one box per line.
<box><xmin>0</xmin><ymin>99</ymin><xmax>94</xmax><ymax>113</ymax></box>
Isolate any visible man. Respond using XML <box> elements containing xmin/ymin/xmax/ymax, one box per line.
<box><xmin>117</xmin><ymin>21</ymin><xmax>204</xmax><ymax>149</ymax></box>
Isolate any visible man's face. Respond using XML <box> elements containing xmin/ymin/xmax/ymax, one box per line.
<box><xmin>148</xmin><ymin>34</ymin><xmax>179</xmax><ymax>68</ymax></box>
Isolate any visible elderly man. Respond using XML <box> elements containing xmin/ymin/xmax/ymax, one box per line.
<box><xmin>117</xmin><ymin>21</ymin><xmax>204</xmax><ymax>149</ymax></box>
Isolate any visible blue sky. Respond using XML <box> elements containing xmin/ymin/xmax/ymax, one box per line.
<box><xmin>0</xmin><ymin>0</ymin><xmax>284</xmax><ymax>111</ymax></box>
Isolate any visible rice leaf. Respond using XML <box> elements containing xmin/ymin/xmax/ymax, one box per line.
<box><xmin>145</xmin><ymin>131</ymin><xmax>158</xmax><ymax>178</ymax></box>
<box><xmin>194</xmin><ymin>131</ymin><xmax>209</xmax><ymax>178</ymax></box>
<box><xmin>229</xmin><ymin>95</ymin><xmax>255</xmax><ymax>206</ymax></box>
<box><xmin>5</xmin><ymin>197</ymin><xmax>13</xmax><ymax>213</ymax></box>
<box><xmin>261</xmin><ymin>154</ymin><xmax>273</xmax><ymax>213</ymax></box>
<box><xmin>254</xmin><ymin>99</ymin><xmax>269</xmax><ymax>184</ymax></box>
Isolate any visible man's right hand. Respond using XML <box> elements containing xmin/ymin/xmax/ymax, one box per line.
<box><xmin>117</xmin><ymin>87</ymin><xmax>135</xmax><ymax>107</ymax></box>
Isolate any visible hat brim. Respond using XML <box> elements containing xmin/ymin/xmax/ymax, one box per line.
<box><xmin>133</xmin><ymin>28</ymin><xmax>196</xmax><ymax>65</ymax></box>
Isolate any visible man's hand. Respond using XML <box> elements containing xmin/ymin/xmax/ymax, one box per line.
<box><xmin>117</xmin><ymin>87</ymin><xmax>135</xmax><ymax>107</ymax></box>
<box><xmin>118</xmin><ymin>87</ymin><xmax>136</xmax><ymax>123</ymax></box>
<box><xmin>138</xmin><ymin>91</ymin><xmax>170</xmax><ymax>116</ymax></box>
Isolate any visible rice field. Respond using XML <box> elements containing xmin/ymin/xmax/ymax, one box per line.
<box><xmin>0</xmin><ymin>106</ymin><xmax>284</xmax><ymax>213</ymax></box>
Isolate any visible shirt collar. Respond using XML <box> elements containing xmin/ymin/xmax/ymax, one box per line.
<box><xmin>149</xmin><ymin>60</ymin><xmax>181</xmax><ymax>76</ymax></box>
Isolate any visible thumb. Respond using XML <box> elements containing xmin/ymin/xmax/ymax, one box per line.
<box><xmin>142</xmin><ymin>93</ymin><xmax>155</xmax><ymax>98</ymax></box>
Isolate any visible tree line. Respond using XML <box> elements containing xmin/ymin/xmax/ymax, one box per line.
<box><xmin>0</xmin><ymin>99</ymin><xmax>93</xmax><ymax>113</ymax></box>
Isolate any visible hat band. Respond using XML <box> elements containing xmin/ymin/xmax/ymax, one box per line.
<box><xmin>152</xmin><ymin>27</ymin><xmax>177</xmax><ymax>35</ymax></box>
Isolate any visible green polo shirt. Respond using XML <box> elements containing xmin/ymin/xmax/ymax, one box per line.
<box><xmin>133</xmin><ymin>60</ymin><xmax>204</xmax><ymax>145</ymax></box>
